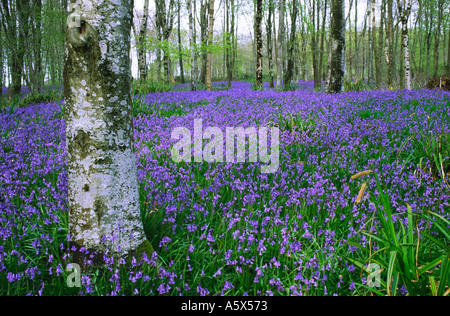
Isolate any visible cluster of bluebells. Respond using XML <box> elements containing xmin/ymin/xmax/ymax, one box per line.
<box><xmin>0</xmin><ymin>81</ymin><xmax>449</xmax><ymax>296</ymax></box>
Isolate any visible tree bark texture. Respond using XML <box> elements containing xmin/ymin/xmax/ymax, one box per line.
<box><xmin>206</xmin><ymin>0</ymin><xmax>215</xmax><ymax>90</ymax></box>
<box><xmin>327</xmin><ymin>0</ymin><xmax>345</xmax><ymax>93</ymax></box>
<box><xmin>255</xmin><ymin>0</ymin><xmax>263</xmax><ymax>88</ymax></box>
<box><xmin>64</xmin><ymin>0</ymin><xmax>151</xmax><ymax>267</ymax></box>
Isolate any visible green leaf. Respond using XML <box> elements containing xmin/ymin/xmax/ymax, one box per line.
<box><xmin>429</xmin><ymin>276</ymin><xmax>437</xmax><ymax>296</ymax></box>
<box><xmin>387</xmin><ymin>251</ymin><xmax>397</xmax><ymax>296</ymax></box>
<box><xmin>418</xmin><ymin>257</ymin><xmax>443</xmax><ymax>276</ymax></box>
<box><xmin>438</xmin><ymin>254</ymin><xmax>450</xmax><ymax>296</ymax></box>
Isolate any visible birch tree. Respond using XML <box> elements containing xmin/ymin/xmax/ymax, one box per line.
<box><xmin>266</xmin><ymin>0</ymin><xmax>275</xmax><ymax>88</ymax></box>
<box><xmin>276</xmin><ymin>0</ymin><xmax>285</xmax><ymax>88</ymax></box>
<box><xmin>205</xmin><ymin>0</ymin><xmax>215</xmax><ymax>90</ymax></box>
<box><xmin>137</xmin><ymin>0</ymin><xmax>149</xmax><ymax>81</ymax></box>
<box><xmin>327</xmin><ymin>0</ymin><xmax>345</xmax><ymax>93</ymax></box>
<box><xmin>397</xmin><ymin>0</ymin><xmax>412</xmax><ymax>90</ymax></box>
<box><xmin>64</xmin><ymin>0</ymin><xmax>153</xmax><ymax>268</ymax></box>
<box><xmin>255</xmin><ymin>0</ymin><xmax>263</xmax><ymax>88</ymax></box>
<box><xmin>155</xmin><ymin>0</ymin><xmax>176</xmax><ymax>85</ymax></box>
<box><xmin>283</xmin><ymin>0</ymin><xmax>298</xmax><ymax>90</ymax></box>
<box><xmin>187</xmin><ymin>0</ymin><xmax>196</xmax><ymax>90</ymax></box>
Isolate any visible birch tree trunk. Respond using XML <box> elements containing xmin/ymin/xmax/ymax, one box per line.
<box><xmin>327</xmin><ymin>0</ymin><xmax>345</xmax><ymax>93</ymax></box>
<box><xmin>276</xmin><ymin>0</ymin><xmax>285</xmax><ymax>88</ymax></box>
<box><xmin>386</xmin><ymin>0</ymin><xmax>394</xmax><ymax>87</ymax></box>
<box><xmin>225</xmin><ymin>0</ymin><xmax>232</xmax><ymax>88</ymax></box>
<box><xmin>266</xmin><ymin>0</ymin><xmax>274</xmax><ymax>88</ymax></box>
<box><xmin>255</xmin><ymin>0</ymin><xmax>263</xmax><ymax>88</ymax></box>
<box><xmin>138</xmin><ymin>0</ymin><xmax>149</xmax><ymax>81</ymax></box>
<box><xmin>187</xmin><ymin>0</ymin><xmax>196</xmax><ymax>90</ymax></box>
<box><xmin>447</xmin><ymin>27</ymin><xmax>450</xmax><ymax>76</ymax></box>
<box><xmin>283</xmin><ymin>0</ymin><xmax>298</xmax><ymax>90</ymax></box>
<box><xmin>64</xmin><ymin>0</ymin><xmax>152</xmax><ymax>268</ymax></box>
<box><xmin>433</xmin><ymin>0</ymin><xmax>443</xmax><ymax>78</ymax></box>
<box><xmin>205</xmin><ymin>0</ymin><xmax>215</xmax><ymax>90</ymax></box>
<box><xmin>177</xmin><ymin>2</ymin><xmax>185</xmax><ymax>84</ymax></box>
<box><xmin>200</xmin><ymin>0</ymin><xmax>208</xmax><ymax>84</ymax></box>
<box><xmin>397</xmin><ymin>0</ymin><xmax>412</xmax><ymax>90</ymax></box>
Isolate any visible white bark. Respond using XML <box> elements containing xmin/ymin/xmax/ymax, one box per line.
<box><xmin>276</xmin><ymin>0</ymin><xmax>285</xmax><ymax>88</ymax></box>
<box><xmin>64</xmin><ymin>0</ymin><xmax>147</xmax><ymax>259</ymax></box>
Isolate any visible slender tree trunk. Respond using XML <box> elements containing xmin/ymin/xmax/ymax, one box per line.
<box><xmin>310</xmin><ymin>0</ymin><xmax>319</xmax><ymax>88</ymax></box>
<box><xmin>354</xmin><ymin>0</ymin><xmax>358</xmax><ymax>78</ymax></box>
<box><xmin>255</xmin><ymin>0</ymin><xmax>263</xmax><ymax>88</ymax></box>
<box><xmin>205</xmin><ymin>0</ymin><xmax>214</xmax><ymax>90</ymax></box>
<box><xmin>377</xmin><ymin>0</ymin><xmax>385</xmax><ymax>87</ymax></box>
<box><xmin>187</xmin><ymin>0</ymin><xmax>196</xmax><ymax>90</ymax></box>
<box><xmin>276</xmin><ymin>0</ymin><xmax>285</xmax><ymax>88</ymax></box>
<box><xmin>397</xmin><ymin>0</ymin><xmax>412</xmax><ymax>90</ymax></box>
<box><xmin>327</xmin><ymin>0</ymin><xmax>345</xmax><ymax>93</ymax></box>
<box><xmin>318</xmin><ymin>0</ymin><xmax>328</xmax><ymax>84</ymax></box>
<box><xmin>433</xmin><ymin>0</ymin><xmax>443</xmax><ymax>78</ymax></box>
<box><xmin>386</xmin><ymin>0</ymin><xmax>394</xmax><ymax>87</ymax></box>
<box><xmin>64</xmin><ymin>0</ymin><xmax>152</xmax><ymax>269</ymax></box>
<box><xmin>371</xmin><ymin>0</ymin><xmax>381</xmax><ymax>88</ymax></box>
<box><xmin>178</xmin><ymin>3</ymin><xmax>185</xmax><ymax>84</ymax></box>
<box><xmin>138</xmin><ymin>0</ymin><xmax>149</xmax><ymax>81</ymax></box>
<box><xmin>1</xmin><ymin>0</ymin><xmax>23</xmax><ymax>100</ymax></box>
<box><xmin>266</xmin><ymin>0</ymin><xmax>274</xmax><ymax>88</ymax></box>
<box><xmin>225</xmin><ymin>0</ymin><xmax>232</xmax><ymax>88</ymax></box>
<box><xmin>200</xmin><ymin>0</ymin><xmax>208</xmax><ymax>84</ymax></box>
<box><xmin>447</xmin><ymin>27</ymin><xmax>450</xmax><ymax>76</ymax></box>
<box><xmin>283</xmin><ymin>0</ymin><xmax>298</xmax><ymax>90</ymax></box>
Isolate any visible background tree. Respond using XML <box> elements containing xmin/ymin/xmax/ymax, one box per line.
<box><xmin>1</xmin><ymin>0</ymin><xmax>24</xmax><ymax>100</ymax></box>
<box><xmin>283</xmin><ymin>0</ymin><xmax>298</xmax><ymax>90</ymax></box>
<box><xmin>254</xmin><ymin>0</ymin><xmax>262</xmax><ymax>88</ymax></box>
<box><xmin>266</xmin><ymin>0</ymin><xmax>275</xmax><ymax>88</ymax></box>
<box><xmin>276</xmin><ymin>0</ymin><xmax>285</xmax><ymax>88</ymax></box>
<box><xmin>205</xmin><ymin>0</ymin><xmax>215</xmax><ymax>90</ymax></box>
<box><xmin>397</xmin><ymin>0</ymin><xmax>412</xmax><ymax>90</ymax></box>
<box><xmin>327</xmin><ymin>0</ymin><xmax>345</xmax><ymax>93</ymax></box>
<box><xmin>64</xmin><ymin>0</ymin><xmax>152</xmax><ymax>268</ymax></box>
<box><xmin>187</xmin><ymin>0</ymin><xmax>196</xmax><ymax>90</ymax></box>
<box><xmin>135</xmin><ymin>0</ymin><xmax>149</xmax><ymax>81</ymax></box>
<box><xmin>155</xmin><ymin>0</ymin><xmax>175</xmax><ymax>85</ymax></box>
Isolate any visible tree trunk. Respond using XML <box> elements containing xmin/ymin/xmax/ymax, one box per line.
<box><xmin>371</xmin><ymin>0</ymin><xmax>381</xmax><ymax>88</ymax></box>
<box><xmin>187</xmin><ymin>0</ymin><xmax>196</xmax><ymax>90</ymax></box>
<box><xmin>1</xmin><ymin>0</ymin><xmax>23</xmax><ymax>100</ymax></box>
<box><xmin>64</xmin><ymin>0</ymin><xmax>152</xmax><ymax>269</ymax></box>
<box><xmin>155</xmin><ymin>0</ymin><xmax>175</xmax><ymax>85</ymax></box>
<box><xmin>318</xmin><ymin>0</ymin><xmax>328</xmax><ymax>84</ymax></box>
<box><xmin>433</xmin><ymin>0</ymin><xmax>443</xmax><ymax>78</ymax></box>
<box><xmin>177</xmin><ymin>2</ymin><xmax>185</xmax><ymax>84</ymax></box>
<box><xmin>225</xmin><ymin>0</ymin><xmax>232</xmax><ymax>88</ymax></box>
<box><xmin>310</xmin><ymin>0</ymin><xmax>320</xmax><ymax>88</ymax></box>
<box><xmin>255</xmin><ymin>0</ymin><xmax>263</xmax><ymax>88</ymax></box>
<box><xmin>205</xmin><ymin>0</ymin><xmax>215</xmax><ymax>90</ymax></box>
<box><xmin>386</xmin><ymin>0</ymin><xmax>394</xmax><ymax>87</ymax></box>
<box><xmin>200</xmin><ymin>0</ymin><xmax>208</xmax><ymax>84</ymax></box>
<box><xmin>327</xmin><ymin>0</ymin><xmax>345</xmax><ymax>93</ymax></box>
<box><xmin>138</xmin><ymin>0</ymin><xmax>149</xmax><ymax>81</ymax></box>
<box><xmin>276</xmin><ymin>0</ymin><xmax>285</xmax><ymax>88</ymax></box>
<box><xmin>283</xmin><ymin>0</ymin><xmax>298</xmax><ymax>90</ymax></box>
<box><xmin>447</xmin><ymin>27</ymin><xmax>450</xmax><ymax>76</ymax></box>
<box><xmin>267</xmin><ymin>0</ymin><xmax>274</xmax><ymax>88</ymax></box>
<box><xmin>397</xmin><ymin>0</ymin><xmax>412</xmax><ymax>90</ymax></box>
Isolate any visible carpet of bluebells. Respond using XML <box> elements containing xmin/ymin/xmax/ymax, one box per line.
<box><xmin>1</xmin><ymin>81</ymin><xmax>449</xmax><ymax>296</ymax></box>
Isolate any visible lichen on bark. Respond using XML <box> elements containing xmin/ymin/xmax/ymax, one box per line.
<box><xmin>64</xmin><ymin>0</ymin><xmax>150</xmax><ymax>269</ymax></box>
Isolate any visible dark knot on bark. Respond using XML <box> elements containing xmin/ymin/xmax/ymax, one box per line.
<box><xmin>67</xmin><ymin>21</ymin><xmax>95</xmax><ymax>49</ymax></box>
